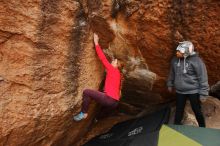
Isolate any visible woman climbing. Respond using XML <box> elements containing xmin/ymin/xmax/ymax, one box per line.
<box><xmin>73</xmin><ymin>33</ymin><xmax>123</xmax><ymax>121</ymax></box>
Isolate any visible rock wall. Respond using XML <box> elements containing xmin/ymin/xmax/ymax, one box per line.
<box><xmin>0</xmin><ymin>0</ymin><xmax>102</xmax><ymax>145</ymax></box>
<box><xmin>0</xmin><ymin>0</ymin><xmax>219</xmax><ymax>145</ymax></box>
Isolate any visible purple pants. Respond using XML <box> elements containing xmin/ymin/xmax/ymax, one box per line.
<box><xmin>81</xmin><ymin>89</ymin><xmax>118</xmax><ymax>113</ymax></box>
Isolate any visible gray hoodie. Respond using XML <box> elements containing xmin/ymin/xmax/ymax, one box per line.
<box><xmin>167</xmin><ymin>53</ymin><xmax>209</xmax><ymax>96</ymax></box>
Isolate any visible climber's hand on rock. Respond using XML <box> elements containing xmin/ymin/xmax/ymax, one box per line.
<box><xmin>94</xmin><ymin>33</ymin><xmax>99</xmax><ymax>45</ymax></box>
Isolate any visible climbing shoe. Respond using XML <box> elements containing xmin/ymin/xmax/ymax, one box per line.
<box><xmin>73</xmin><ymin>112</ymin><xmax>87</xmax><ymax>121</ymax></box>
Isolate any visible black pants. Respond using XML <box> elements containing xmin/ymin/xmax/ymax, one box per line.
<box><xmin>174</xmin><ymin>93</ymin><xmax>206</xmax><ymax>127</ymax></box>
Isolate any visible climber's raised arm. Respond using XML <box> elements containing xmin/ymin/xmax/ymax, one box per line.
<box><xmin>93</xmin><ymin>33</ymin><xmax>112</xmax><ymax>70</ymax></box>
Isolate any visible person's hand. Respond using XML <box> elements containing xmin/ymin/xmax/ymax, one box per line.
<box><xmin>93</xmin><ymin>33</ymin><xmax>99</xmax><ymax>45</ymax></box>
<box><xmin>168</xmin><ymin>87</ymin><xmax>172</xmax><ymax>93</ymax></box>
<box><xmin>200</xmin><ymin>95</ymin><xmax>208</xmax><ymax>102</ymax></box>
